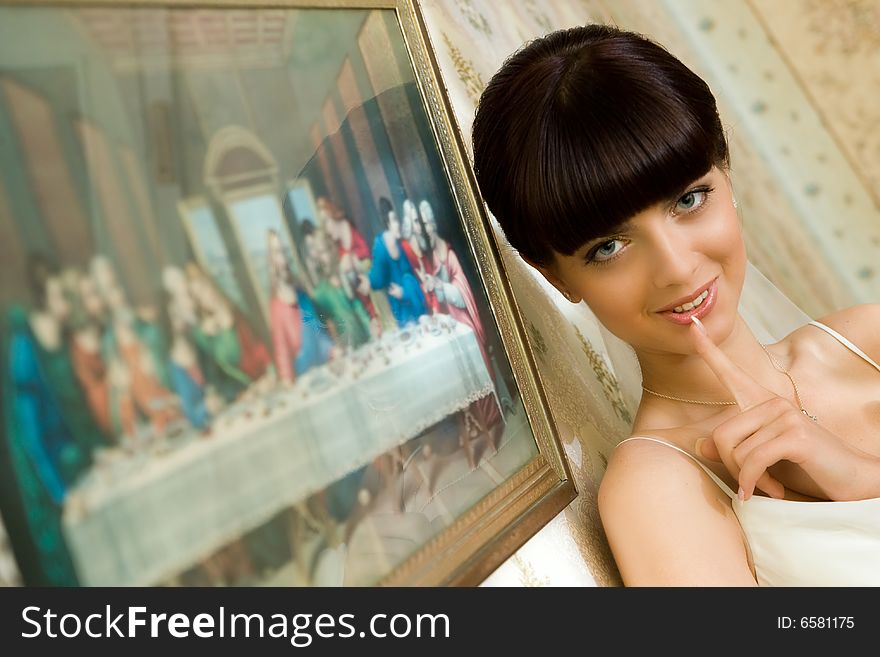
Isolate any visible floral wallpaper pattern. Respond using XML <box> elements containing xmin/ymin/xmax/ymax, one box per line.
<box><xmin>750</xmin><ymin>0</ymin><xmax>880</xmax><ymax>233</ymax></box>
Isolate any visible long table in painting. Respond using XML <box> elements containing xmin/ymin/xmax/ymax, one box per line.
<box><xmin>62</xmin><ymin>321</ymin><xmax>497</xmax><ymax>586</ymax></box>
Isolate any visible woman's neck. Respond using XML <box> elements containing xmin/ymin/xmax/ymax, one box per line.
<box><xmin>635</xmin><ymin>314</ymin><xmax>794</xmax><ymax>410</ymax></box>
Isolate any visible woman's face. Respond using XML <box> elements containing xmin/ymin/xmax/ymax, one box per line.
<box><xmin>543</xmin><ymin>166</ymin><xmax>746</xmax><ymax>355</ymax></box>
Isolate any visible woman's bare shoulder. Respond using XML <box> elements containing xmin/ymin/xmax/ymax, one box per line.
<box><xmin>602</xmin><ymin>433</ymin><xmax>707</xmax><ymax>499</ymax></box>
<box><xmin>600</xmin><ymin>432</ymin><xmax>733</xmax><ymax>522</ymax></box>
<box><xmin>811</xmin><ymin>303</ymin><xmax>880</xmax><ymax>363</ymax></box>
<box><xmin>599</xmin><ymin>437</ymin><xmax>755</xmax><ymax>585</ymax></box>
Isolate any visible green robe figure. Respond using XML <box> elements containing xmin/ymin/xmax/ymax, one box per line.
<box><xmin>312</xmin><ymin>280</ymin><xmax>371</xmax><ymax>349</ymax></box>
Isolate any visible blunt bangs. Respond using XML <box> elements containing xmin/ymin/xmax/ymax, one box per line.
<box><xmin>473</xmin><ymin>25</ymin><xmax>729</xmax><ymax>266</ymax></box>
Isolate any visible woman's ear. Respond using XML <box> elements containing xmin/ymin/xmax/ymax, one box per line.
<box><xmin>522</xmin><ymin>256</ymin><xmax>581</xmax><ymax>304</ymax></box>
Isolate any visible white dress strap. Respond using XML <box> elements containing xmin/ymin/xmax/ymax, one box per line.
<box><xmin>617</xmin><ymin>436</ymin><xmax>738</xmax><ymax>501</ymax></box>
<box><xmin>808</xmin><ymin>320</ymin><xmax>880</xmax><ymax>373</ymax></box>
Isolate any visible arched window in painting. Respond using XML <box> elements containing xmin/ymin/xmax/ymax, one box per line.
<box><xmin>203</xmin><ymin>126</ymin><xmax>307</xmax><ymax>324</ymax></box>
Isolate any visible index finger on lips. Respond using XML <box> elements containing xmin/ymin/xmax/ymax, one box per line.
<box><xmin>689</xmin><ymin>316</ymin><xmax>774</xmax><ymax>411</ymax></box>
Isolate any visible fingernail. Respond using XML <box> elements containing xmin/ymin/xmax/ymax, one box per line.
<box><xmin>737</xmin><ymin>486</ymin><xmax>745</xmax><ymax>502</ymax></box>
<box><xmin>691</xmin><ymin>316</ymin><xmax>707</xmax><ymax>335</ymax></box>
<box><xmin>694</xmin><ymin>437</ymin><xmax>706</xmax><ymax>458</ymax></box>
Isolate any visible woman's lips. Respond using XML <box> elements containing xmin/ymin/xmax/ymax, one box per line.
<box><xmin>658</xmin><ymin>278</ymin><xmax>718</xmax><ymax>325</ymax></box>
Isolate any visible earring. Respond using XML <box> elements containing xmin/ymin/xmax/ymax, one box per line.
<box><xmin>732</xmin><ymin>196</ymin><xmax>738</xmax><ymax>209</ymax></box>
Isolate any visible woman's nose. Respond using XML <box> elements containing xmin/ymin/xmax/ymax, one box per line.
<box><xmin>648</xmin><ymin>226</ymin><xmax>700</xmax><ymax>289</ymax></box>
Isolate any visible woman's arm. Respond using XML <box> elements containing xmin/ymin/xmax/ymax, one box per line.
<box><xmin>599</xmin><ymin>440</ymin><xmax>757</xmax><ymax>586</ymax></box>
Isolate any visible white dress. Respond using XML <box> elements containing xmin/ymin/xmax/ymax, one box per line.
<box><xmin>618</xmin><ymin>321</ymin><xmax>880</xmax><ymax>586</ymax></box>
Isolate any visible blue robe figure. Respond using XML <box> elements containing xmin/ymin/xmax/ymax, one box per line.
<box><xmin>369</xmin><ymin>235</ymin><xmax>427</xmax><ymax>327</ymax></box>
<box><xmin>0</xmin><ymin>305</ymin><xmax>81</xmax><ymax>585</ymax></box>
<box><xmin>294</xmin><ymin>289</ymin><xmax>333</xmax><ymax>376</ymax></box>
<box><xmin>169</xmin><ymin>361</ymin><xmax>210</xmax><ymax>430</ymax></box>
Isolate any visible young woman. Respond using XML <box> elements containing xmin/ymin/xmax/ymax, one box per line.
<box><xmin>472</xmin><ymin>25</ymin><xmax>880</xmax><ymax>586</ymax></box>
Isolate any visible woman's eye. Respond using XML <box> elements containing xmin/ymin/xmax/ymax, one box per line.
<box><xmin>590</xmin><ymin>239</ymin><xmax>624</xmax><ymax>262</ymax></box>
<box><xmin>675</xmin><ymin>187</ymin><xmax>712</xmax><ymax>213</ymax></box>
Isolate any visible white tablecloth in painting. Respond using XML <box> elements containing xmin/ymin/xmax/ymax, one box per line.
<box><xmin>62</xmin><ymin>322</ymin><xmax>495</xmax><ymax>586</ymax></box>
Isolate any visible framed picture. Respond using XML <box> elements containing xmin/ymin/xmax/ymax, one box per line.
<box><xmin>0</xmin><ymin>0</ymin><xmax>575</xmax><ymax>587</ymax></box>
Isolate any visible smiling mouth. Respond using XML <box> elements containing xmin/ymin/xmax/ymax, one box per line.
<box><xmin>657</xmin><ymin>278</ymin><xmax>716</xmax><ymax>313</ymax></box>
<box><xmin>656</xmin><ymin>278</ymin><xmax>719</xmax><ymax>325</ymax></box>
<box><xmin>669</xmin><ymin>287</ymin><xmax>709</xmax><ymax>313</ymax></box>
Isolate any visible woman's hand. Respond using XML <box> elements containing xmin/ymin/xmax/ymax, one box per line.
<box><xmin>690</xmin><ymin>317</ymin><xmax>880</xmax><ymax>501</ymax></box>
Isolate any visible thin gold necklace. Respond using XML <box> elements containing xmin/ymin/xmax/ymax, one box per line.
<box><xmin>641</xmin><ymin>344</ymin><xmax>818</xmax><ymax>421</ymax></box>
<box><xmin>758</xmin><ymin>343</ymin><xmax>818</xmax><ymax>422</ymax></box>
<box><xmin>640</xmin><ymin>386</ymin><xmax>735</xmax><ymax>406</ymax></box>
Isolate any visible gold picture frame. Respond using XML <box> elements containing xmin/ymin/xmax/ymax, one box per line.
<box><xmin>0</xmin><ymin>0</ymin><xmax>575</xmax><ymax>587</ymax></box>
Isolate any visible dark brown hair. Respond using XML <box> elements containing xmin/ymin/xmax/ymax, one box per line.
<box><xmin>472</xmin><ymin>25</ymin><xmax>729</xmax><ymax>266</ymax></box>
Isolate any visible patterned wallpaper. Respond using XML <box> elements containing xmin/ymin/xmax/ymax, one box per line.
<box><xmin>747</xmin><ymin>0</ymin><xmax>880</xmax><ymax>289</ymax></box>
<box><xmin>753</xmin><ymin>0</ymin><xmax>880</xmax><ymax>199</ymax></box>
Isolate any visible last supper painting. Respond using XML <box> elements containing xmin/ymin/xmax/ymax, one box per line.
<box><xmin>0</xmin><ymin>1</ymin><xmax>572</xmax><ymax>587</ymax></box>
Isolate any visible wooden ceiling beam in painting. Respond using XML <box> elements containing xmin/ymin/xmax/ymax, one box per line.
<box><xmin>72</xmin><ymin>7</ymin><xmax>296</xmax><ymax>74</ymax></box>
